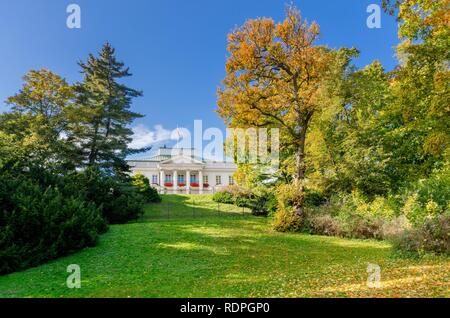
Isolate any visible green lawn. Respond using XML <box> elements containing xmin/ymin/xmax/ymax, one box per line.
<box><xmin>0</xmin><ymin>195</ymin><xmax>448</xmax><ymax>298</ymax></box>
<box><xmin>142</xmin><ymin>194</ymin><xmax>251</xmax><ymax>220</ymax></box>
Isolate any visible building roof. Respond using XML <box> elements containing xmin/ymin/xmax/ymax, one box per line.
<box><xmin>127</xmin><ymin>147</ymin><xmax>236</xmax><ymax>165</ymax></box>
<box><xmin>129</xmin><ymin>148</ymin><xmax>204</xmax><ymax>163</ymax></box>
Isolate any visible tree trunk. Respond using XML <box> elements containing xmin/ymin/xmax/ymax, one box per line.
<box><xmin>294</xmin><ymin>126</ymin><xmax>307</xmax><ymax>219</ymax></box>
<box><xmin>88</xmin><ymin>122</ymin><xmax>100</xmax><ymax>166</ymax></box>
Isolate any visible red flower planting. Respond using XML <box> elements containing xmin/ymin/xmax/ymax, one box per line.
<box><xmin>178</xmin><ymin>183</ymin><xmax>186</xmax><ymax>187</ymax></box>
<box><xmin>190</xmin><ymin>183</ymin><xmax>199</xmax><ymax>188</ymax></box>
<box><xmin>203</xmin><ymin>183</ymin><xmax>209</xmax><ymax>188</ymax></box>
<box><xmin>164</xmin><ymin>183</ymin><xmax>173</xmax><ymax>187</ymax></box>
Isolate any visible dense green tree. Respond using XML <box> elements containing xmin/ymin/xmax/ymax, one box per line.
<box><xmin>383</xmin><ymin>0</ymin><xmax>449</xmax><ymax>167</ymax></box>
<box><xmin>1</xmin><ymin>69</ymin><xmax>75</xmax><ymax>168</ymax></box>
<box><xmin>307</xmin><ymin>0</ymin><xmax>449</xmax><ymax>198</ymax></box>
<box><xmin>307</xmin><ymin>61</ymin><xmax>394</xmax><ymax>196</ymax></box>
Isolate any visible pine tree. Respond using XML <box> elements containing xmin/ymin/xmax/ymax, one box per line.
<box><xmin>67</xmin><ymin>43</ymin><xmax>144</xmax><ymax>173</ymax></box>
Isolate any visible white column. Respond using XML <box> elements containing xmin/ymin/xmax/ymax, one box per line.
<box><xmin>186</xmin><ymin>170</ymin><xmax>191</xmax><ymax>194</ymax></box>
<box><xmin>199</xmin><ymin>170</ymin><xmax>203</xmax><ymax>194</ymax></box>
<box><xmin>173</xmin><ymin>170</ymin><xmax>178</xmax><ymax>191</ymax></box>
<box><xmin>159</xmin><ymin>170</ymin><xmax>165</xmax><ymax>194</ymax></box>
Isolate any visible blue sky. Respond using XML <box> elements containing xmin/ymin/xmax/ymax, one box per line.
<box><xmin>0</xmin><ymin>0</ymin><xmax>399</xmax><ymax>155</ymax></box>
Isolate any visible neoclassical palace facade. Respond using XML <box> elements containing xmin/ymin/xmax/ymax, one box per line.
<box><xmin>127</xmin><ymin>147</ymin><xmax>237</xmax><ymax>194</ymax></box>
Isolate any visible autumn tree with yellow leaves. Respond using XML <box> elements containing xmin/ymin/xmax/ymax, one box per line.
<box><xmin>217</xmin><ymin>7</ymin><xmax>356</xmax><ymax>221</ymax></box>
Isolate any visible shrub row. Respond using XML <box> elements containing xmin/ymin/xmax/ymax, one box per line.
<box><xmin>0</xmin><ymin>164</ymin><xmax>147</xmax><ymax>275</ymax></box>
<box><xmin>304</xmin><ymin>213</ymin><xmax>403</xmax><ymax>240</ymax></box>
<box><xmin>0</xmin><ymin>167</ymin><xmax>105</xmax><ymax>274</ymax></box>
<box><xmin>61</xmin><ymin>169</ymin><xmax>145</xmax><ymax>224</ymax></box>
<box><xmin>131</xmin><ymin>173</ymin><xmax>162</xmax><ymax>204</ymax></box>
<box><xmin>304</xmin><ymin>211</ymin><xmax>450</xmax><ymax>255</ymax></box>
<box><xmin>271</xmin><ymin>167</ymin><xmax>449</xmax><ymax>255</ymax></box>
<box><xmin>391</xmin><ymin>213</ymin><xmax>450</xmax><ymax>255</ymax></box>
<box><xmin>212</xmin><ymin>185</ymin><xmax>277</xmax><ymax>216</ymax></box>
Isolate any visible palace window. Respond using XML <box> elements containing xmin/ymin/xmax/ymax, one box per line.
<box><xmin>203</xmin><ymin>175</ymin><xmax>209</xmax><ymax>184</ymax></box>
<box><xmin>178</xmin><ymin>174</ymin><xmax>185</xmax><ymax>184</ymax></box>
<box><xmin>229</xmin><ymin>176</ymin><xmax>234</xmax><ymax>185</ymax></box>
<box><xmin>190</xmin><ymin>174</ymin><xmax>198</xmax><ymax>184</ymax></box>
<box><xmin>152</xmin><ymin>175</ymin><xmax>158</xmax><ymax>184</ymax></box>
<box><xmin>216</xmin><ymin>175</ymin><xmax>222</xmax><ymax>185</ymax></box>
<box><xmin>165</xmin><ymin>174</ymin><xmax>172</xmax><ymax>183</ymax></box>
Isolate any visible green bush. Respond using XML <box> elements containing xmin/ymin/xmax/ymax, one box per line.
<box><xmin>273</xmin><ymin>207</ymin><xmax>302</xmax><ymax>232</ymax></box>
<box><xmin>131</xmin><ymin>174</ymin><xmax>162</xmax><ymax>203</ymax></box>
<box><xmin>212</xmin><ymin>191</ymin><xmax>234</xmax><ymax>204</ymax></box>
<box><xmin>402</xmin><ymin>166</ymin><xmax>450</xmax><ymax>226</ymax></box>
<box><xmin>248</xmin><ymin>186</ymin><xmax>277</xmax><ymax>217</ymax></box>
<box><xmin>212</xmin><ymin>185</ymin><xmax>253</xmax><ymax>206</ymax></box>
<box><xmin>301</xmin><ymin>190</ymin><xmax>404</xmax><ymax>239</ymax></box>
<box><xmin>62</xmin><ymin>168</ymin><xmax>145</xmax><ymax>224</ymax></box>
<box><xmin>0</xmin><ymin>162</ymin><xmax>146</xmax><ymax>275</ymax></box>
<box><xmin>304</xmin><ymin>189</ymin><xmax>327</xmax><ymax>207</ymax></box>
<box><xmin>416</xmin><ymin>166</ymin><xmax>450</xmax><ymax>211</ymax></box>
<box><xmin>235</xmin><ymin>196</ymin><xmax>253</xmax><ymax>208</ymax></box>
<box><xmin>333</xmin><ymin>191</ymin><xmax>398</xmax><ymax>220</ymax></box>
<box><xmin>272</xmin><ymin>182</ymin><xmax>303</xmax><ymax>232</ymax></box>
<box><xmin>212</xmin><ymin>185</ymin><xmax>275</xmax><ymax>215</ymax></box>
<box><xmin>102</xmin><ymin>182</ymin><xmax>145</xmax><ymax>224</ymax></box>
<box><xmin>0</xmin><ymin>168</ymin><xmax>106</xmax><ymax>275</ymax></box>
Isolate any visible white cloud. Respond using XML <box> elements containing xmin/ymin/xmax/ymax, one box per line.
<box><xmin>129</xmin><ymin>124</ymin><xmax>172</xmax><ymax>149</ymax></box>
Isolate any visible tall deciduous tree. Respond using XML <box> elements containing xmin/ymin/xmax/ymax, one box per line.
<box><xmin>307</xmin><ymin>61</ymin><xmax>396</xmax><ymax>196</ymax></box>
<box><xmin>3</xmin><ymin>69</ymin><xmax>75</xmax><ymax>166</ymax></box>
<box><xmin>383</xmin><ymin>0</ymin><xmax>449</xmax><ymax>163</ymax></box>
<box><xmin>217</xmin><ymin>7</ymin><xmax>355</xmax><ymax>218</ymax></box>
<box><xmin>67</xmin><ymin>43</ymin><xmax>144</xmax><ymax>173</ymax></box>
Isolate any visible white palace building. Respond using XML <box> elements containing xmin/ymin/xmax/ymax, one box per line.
<box><xmin>127</xmin><ymin>147</ymin><xmax>237</xmax><ymax>194</ymax></box>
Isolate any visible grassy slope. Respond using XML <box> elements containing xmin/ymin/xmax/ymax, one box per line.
<box><xmin>0</xmin><ymin>195</ymin><xmax>448</xmax><ymax>298</ymax></box>
<box><xmin>142</xmin><ymin>194</ymin><xmax>251</xmax><ymax>220</ymax></box>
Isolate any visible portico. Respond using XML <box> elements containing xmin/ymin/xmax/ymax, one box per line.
<box><xmin>158</xmin><ymin>156</ymin><xmax>206</xmax><ymax>194</ymax></box>
<box><xmin>127</xmin><ymin>147</ymin><xmax>237</xmax><ymax>194</ymax></box>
